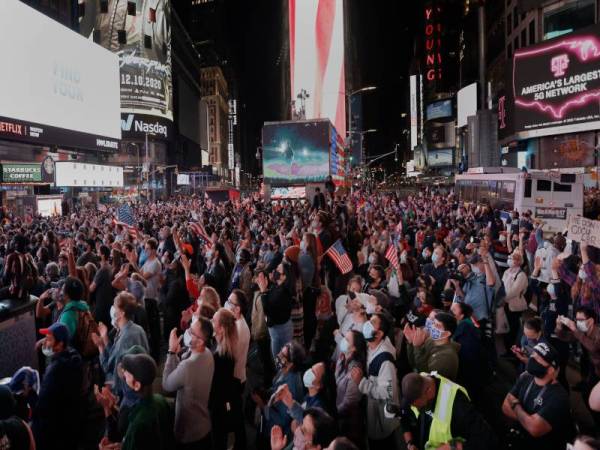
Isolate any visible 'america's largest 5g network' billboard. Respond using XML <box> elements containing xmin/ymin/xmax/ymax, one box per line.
<box><xmin>79</xmin><ymin>0</ymin><xmax>173</xmax><ymax>139</ymax></box>
<box><xmin>289</xmin><ymin>0</ymin><xmax>346</xmax><ymax>139</ymax></box>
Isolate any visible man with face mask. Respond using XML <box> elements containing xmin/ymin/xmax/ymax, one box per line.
<box><xmin>556</xmin><ymin>306</ymin><xmax>600</xmax><ymax>426</ymax></box>
<box><xmin>405</xmin><ymin>311</ymin><xmax>460</xmax><ymax>381</ymax></box>
<box><xmin>90</xmin><ymin>245</ymin><xmax>114</xmax><ymax>329</ymax></box>
<box><xmin>502</xmin><ymin>342</ymin><xmax>573</xmax><ymax>450</ymax></box>
<box><xmin>92</xmin><ymin>292</ymin><xmax>149</xmax><ymax>397</ymax></box>
<box><xmin>163</xmin><ymin>318</ymin><xmax>214</xmax><ymax>449</ymax></box>
<box><xmin>350</xmin><ymin>313</ymin><xmax>401</xmax><ymax>448</ymax></box>
<box><xmin>451</xmin><ymin>253</ymin><xmax>495</xmax><ymax>328</ymax></box>
<box><xmin>33</xmin><ymin>322</ymin><xmax>84</xmax><ymax>450</ymax></box>
<box><xmin>99</xmin><ymin>353</ymin><xmax>174</xmax><ymax>450</ymax></box>
<box><xmin>422</xmin><ymin>246</ymin><xmax>449</xmax><ymax>300</ymax></box>
<box><xmin>228</xmin><ymin>248</ymin><xmax>253</xmax><ymax>302</ymax></box>
<box><xmin>399</xmin><ymin>371</ymin><xmax>497</xmax><ymax>450</ymax></box>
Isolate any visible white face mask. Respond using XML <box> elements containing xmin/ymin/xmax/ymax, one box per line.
<box><xmin>366</xmin><ymin>302</ymin><xmax>377</xmax><ymax>315</ymax></box>
<box><xmin>183</xmin><ymin>328</ymin><xmax>193</xmax><ymax>348</ymax></box>
<box><xmin>576</xmin><ymin>320</ymin><xmax>589</xmax><ymax>333</ymax></box>
<box><xmin>42</xmin><ymin>346</ymin><xmax>55</xmax><ymax>358</ymax></box>
<box><xmin>110</xmin><ymin>305</ymin><xmax>119</xmax><ymax>328</ymax></box>
<box><xmin>303</xmin><ymin>369</ymin><xmax>316</xmax><ymax>388</ymax></box>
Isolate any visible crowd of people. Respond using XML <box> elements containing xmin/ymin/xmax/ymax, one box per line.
<box><xmin>0</xmin><ymin>189</ymin><xmax>600</xmax><ymax>450</ymax></box>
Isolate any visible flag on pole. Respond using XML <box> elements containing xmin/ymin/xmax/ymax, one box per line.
<box><xmin>325</xmin><ymin>239</ymin><xmax>353</xmax><ymax>275</ymax></box>
<box><xmin>385</xmin><ymin>243</ymin><xmax>399</xmax><ymax>271</ymax></box>
<box><xmin>113</xmin><ymin>204</ymin><xmax>138</xmax><ymax>240</ymax></box>
<box><xmin>189</xmin><ymin>222</ymin><xmax>213</xmax><ymax>250</ymax></box>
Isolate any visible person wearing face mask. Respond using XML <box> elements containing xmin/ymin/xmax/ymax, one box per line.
<box><xmin>335</xmin><ymin>330</ymin><xmax>367</xmax><ymax>447</ymax></box>
<box><xmin>502</xmin><ymin>342</ymin><xmax>574</xmax><ymax>450</ymax></box>
<box><xmin>254</xmin><ymin>342</ymin><xmax>305</xmax><ymax>444</ymax></box>
<box><xmin>161</xmin><ymin>258</ymin><xmax>189</xmax><ymax>342</ymax></box>
<box><xmin>228</xmin><ymin>248</ymin><xmax>253</xmax><ymax>303</ymax></box>
<box><xmin>92</xmin><ymin>292</ymin><xmax>149</xmax><ymax>398</ymax></box>
<box><xmin>365</xmin><ymin>265</ymin><xmax>387</xmax><ymax>293</ymax></box>
<box><xmin>405</xmin><ymin>311</ymin><xmax>460</xmax><ymax>381</ymax></box>
<box><xmin>419</xmin><ymin>246</ymin><xmax>433</xmax><ymax>266</ymax></box>
<box><xmin>99</xmin><ymin>353</ymin><xmax>174</xmax><ymax>450</ymax></box>
<box><xmin>259</xmin><ymin>262</ymin><xmax>294</xmax><ymax>359</ymax></box>
<box><xmin>270</xmin><ymin>407</ymin><xmax>337</xmax><ymax>450</ymax></box>
<box><xmin>511</xmin><ymin>317</ymin><xmax>546</xmax><ymax>373</ymax></box>
<box><xmin>163</xmin><ymin>318</ymin><xmax>215</xmax><ymax>449</ymax></box>
<box><xmin>422</xmin><ymin>246</ymin><xmax>449</xmax><ymax>300</ymax></box>
<box><xmin>350</xmin><ymin>313</ymin><xmax>401</xmax><ymax>449</ymax></box>
<box><xmin>501</xmin><ymin>251</ymin><xmax>529</xmax><ymax>351</ymax></box>
<box><xmin>275</xmin><ymin>362</ymin><xmax>328</xmax><ymax>443</ymax></box>
<box><xmin>399</xmin><ymin>371</ymin><xmax>497</xmax><ymax>450</ymax></box>
<box><xmin>334</xmin><ymin>279</ymin><xmax>369</xmax><ymax>353</ymax></box>
<box><xmin>556</xmin><ymin>306</ymin><xmax>600</xmax><ymax>427</ymax></box>
<box><xmin>33</xmin><ymin>322</ymin><xmax>84</xmax><ymax>450</ymax></box>
<box><xmin>450</xmin><ymin>252</ymin><xmax>495</xmax><ymax>333</ymax></box>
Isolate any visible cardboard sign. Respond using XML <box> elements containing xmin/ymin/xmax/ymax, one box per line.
<box><xmin>567</xmin><ymin>215</ymin><xmax>600</xmax><ymax>247</ymax></box>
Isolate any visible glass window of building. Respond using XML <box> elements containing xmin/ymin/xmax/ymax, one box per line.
<box><xmin>514</xmin><ymin>36</ymin><xmax>519</xmax><ymax>51</ymax></box>
<box><xmin>528</xmin><ymin>20</ymin><xmax>535</xmax><ymax>45</ymax></box>
<box><xmin>543</xmin><ymin>0</ymin><xmax>596</xmax><ymax>40</ymax></box>
<box><xmin>521</xmin><ymin>28</ymin><xmax>527</xmax><ymax>47</ymax></box>
<box><xmin>513</xmin><ymin>8</ymin><xmax>519</xmax><ymax>29</ymax></box>
<box><xmin>507</xmin><ymin>11</ymin><xmax>512</xmax><ymax>34</ymax></box>
<box><xmin>507</xmin><ymin>42</ymin><xmax>512</xmax><ymax>58</ymax></box>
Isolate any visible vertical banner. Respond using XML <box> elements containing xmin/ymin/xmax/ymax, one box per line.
<box><xmin>289</xmin><ymin>0</ymin><xmax>346</xmax><ymax>139</ymax></box>
<box><xmin>79</xmin><ymin>1</ymin><xmax>173</xmax><ymax>122</ymax></box>
<box><xmin>410</xmin><ymin>75</ymin><xmax>418</xmax><ymax>150</ymax></box>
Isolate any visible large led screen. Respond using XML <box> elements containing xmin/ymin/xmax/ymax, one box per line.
<box><xmin>263</xmin><ymin>121</ymin><xmax>330</xmax><ymax>186</ymax></box>
<box><xmin>426</xmin><ymin>100</ymin><xmax>453</xmax><ymax>121</ymax></box>
<box><xmin>512</xmin><ymin>25</ymin><xmax>600</xmax><ymax>138</ymax></box>
<box><xmin>55</xmin><ymin>162</ymin><xmax>124</xmax><ymax>188</ymax></box>
<box><xmin>0</xmin><ymin>0</ymin><xmax>120</xmax><ymax>151</ymax></box>
<box><xmin>79</xmin><ymin>0</ymin><xmax>173</xmax><ymax>123</ymax></box>
<box><xmin>289</xmin><ymin>0</ymin><xmax>346</xmax><ymax>139</ymax></box>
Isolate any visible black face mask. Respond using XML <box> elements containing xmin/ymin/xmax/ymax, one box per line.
<box><xmin>272</xmin><ymin>271</ymin><xmax>281</xmax><ymax>282</ymax></box>
<box><xmin>526</xmin><ymin>357</ymin><xmax>548</xmax><ymax>378</ymax></box>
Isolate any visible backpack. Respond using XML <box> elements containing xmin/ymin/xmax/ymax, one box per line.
<box><xmin>73</xmin><ymin>310</ymin><xmax>99</xmax><ymax>359</ymax></box>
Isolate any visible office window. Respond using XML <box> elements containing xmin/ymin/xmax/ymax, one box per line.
<box><xmin>529</xmin><ymin>20</ymin><xmax>535</xmax><ymax>45</ymax></box>
<box><xmin>543</xmin><ymin>0</ymin><xmax>595</xmax><ymax>40</ymax></box>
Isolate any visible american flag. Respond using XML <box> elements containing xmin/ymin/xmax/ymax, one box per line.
<box><xmin>325</xmin><ymin>239</ymin><xmax>353</xmax><ymax>275</ymax></box>
<box><xmin>189</xmin><ymin>221</ymin><xmax>213</xmax><ymax>250</ymax></box>
<box><xmin>114</xmin><ymin>204</ymin><xmax>138</xmax><ymax>240</ymax></box>
<box><xmin>385</xmin><ymin>243</ymin><xmax>399</xmax><ymax>271</ymax></box>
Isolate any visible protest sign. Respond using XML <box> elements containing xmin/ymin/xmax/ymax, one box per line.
<box><xmin>566</xmin><ymin>215</ymin><xmax>600</xmax><ymax>247</ymax></box>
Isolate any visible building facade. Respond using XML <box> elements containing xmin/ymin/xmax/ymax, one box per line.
<box><xmin>200</xmin><ymin>67</ymin><xmax>230</xmax><ymax>176</ymax></box>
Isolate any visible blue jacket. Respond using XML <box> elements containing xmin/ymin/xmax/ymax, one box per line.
<box><xmin>265</xmin><ymin>370</ymin><xmax>304</xmax><ymax>437</ymax></box>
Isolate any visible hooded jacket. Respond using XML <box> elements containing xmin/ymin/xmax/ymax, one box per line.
<box><xmin>358</xmin><ymin>337</ymin><xmax>401</xmax><ymax>439</ymax></box>
<box><xmin>407</xmin><ymin>337</ymin><xmax>460</xmax><ymax>381</ymax></box>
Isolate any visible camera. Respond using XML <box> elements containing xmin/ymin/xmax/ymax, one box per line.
<box><xmin>448</xmin><ymin>271</ymin><xmax>464</xmax><ymax>284</ymax></box>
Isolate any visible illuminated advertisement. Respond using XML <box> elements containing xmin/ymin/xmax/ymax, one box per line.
<box><xmin>55</xmin><ymin>162</ymin><xmax>124</xmax><ymax>187</ymax></box>
<box><xmin>289</xmin><ymin>0</ymin><xmax>346</xmax><ymax>138</ymax></box>
<box><xmin>428</xmin><ymin>148</ymin><xmax>453</xmax><ymax>167</ymax></box>
<box><xmin>79</xmin><ymin>0</ymin><xmax>173</xmax><ymax>128</ymax></box>
<box><xmin>0</xmin><ymin>1</ymin><xmax>121</xmax><ymax>151</ymax></box>
<box><xmin>1</xmin><ymin>160</ymin><xmax>54</xmax><ymax>184</ymax></box>
<box><xmin>426</xmin><ymin>100</ymin><xmax>453</xmax><ymax>121</ymax></box>
<box><xmin>512</xmin><ymin>25</ymin><xmax>600</xmax><ymax>137</ymax></box>
<box><xmin>263</xmin><ymin>121</ymin><xmax>330</xmax><ymax>186</ymax></box>
<box><xmin>424</xmin><ymin>4</ymin><xmax>443</xmax><ymax>83</ymax></box>
<box><xmin>271</xmin><ymin>187</ymin><xmax>307</xmax><ymax>199</ymax></box>
<box><xmin>410</xmin><ymin>75</ymin><xmax>419</xmax><ymax>149</ymax></box>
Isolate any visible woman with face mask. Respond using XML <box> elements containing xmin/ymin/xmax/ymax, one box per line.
<box><xmin>335</xmin><ymin>330</ymin><xmax>367</xmax><ymax>447</ymax></box>
<box><xmin>93</xmin><ymin>292</ymin><xmax>150</xmax><ymax>399</ymax></box>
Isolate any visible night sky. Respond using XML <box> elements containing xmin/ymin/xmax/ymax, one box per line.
<box><xmin>217</xmin><ymin>0</ymin><xmax>418</xmax><ymax>174</ymax></box>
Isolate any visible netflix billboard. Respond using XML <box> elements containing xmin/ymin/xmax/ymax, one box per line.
<box><xmin>512</xmin><ymin>25</ymin><xmax>600</xmax><ymax>138</ymax></box>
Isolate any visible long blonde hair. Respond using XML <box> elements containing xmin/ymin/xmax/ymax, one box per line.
<box><xmin>214</xmin><ymin>308</ymin><xmax>238</xmax><ymax>358</ymax></box>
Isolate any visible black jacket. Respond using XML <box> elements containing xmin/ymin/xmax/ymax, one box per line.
<box><xmin>261</xmin><ymin>284</ymin><xmax>293</xmax><ymax>327</ymax></box>
<box><xmin>32</xmin><ymin>347</ymin><xmax>83</xmax><ymax>450</ymax></box>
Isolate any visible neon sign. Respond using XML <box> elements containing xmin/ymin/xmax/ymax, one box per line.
<box><xmin>424</xmin><ymin>5</ymin><xmax>443</xmax><ymax>82</ymax></box>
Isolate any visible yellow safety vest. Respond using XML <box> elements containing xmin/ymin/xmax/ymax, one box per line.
<box><xmin>411</xmin><ymin>372</ymin><xmax>470</xmax><ymax>450</ymax></box>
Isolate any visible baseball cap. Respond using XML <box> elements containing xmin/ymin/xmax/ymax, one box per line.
<box><xmin>39</xmin><ymin>322</ymin><xmax>70</xmax><ymax>346</ymax></box>
<box><xmin>532</xmin><ymin>342</ymin><xmax>559</xmax><ymax>369</ymax></box>
<box><xmin>121</xmin><ymin>353</ymin><xmax>156</xmax><ymax>387</ymax></box>
<box><xmin>405</xmin><ymin>310</ymin><xmax>426</xmax><ymax>328</ymax></box>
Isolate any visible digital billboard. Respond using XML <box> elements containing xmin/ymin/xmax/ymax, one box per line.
<box><xmin>55</xmin><ymin>162</ymin><xmax>124</xmax><ymax>187</ymax></box>
<box><xmin>426</xmin><ymin>99</ymin><xmax>453</xmax><ymax>121</ymax></box>
<box><xmin>0</xmin><ymin>1</ymin><xmax>121</xmax><ymax>151</ymax></box>
<box><xmin>289</xmin><ymin>0</ymin><xmax>346</xmax><ymax>139</ymax></box>
<box><xmin>457</xmin><ymin>83</ymin><xmax>477</xmax><ymax>127</ymax></box>
<box><xmin>428</xmin><ymin>148</ymin><xmax>453</xmax><ymax>167</ymax></box>
<box><xmin>512</xmin><ymin>25</ymin><xmax>600</xmax><ymax>138</ymax></box>
<box><xmin>79</xmin><ymin>0</ymin><xmax>173</xmax><ymax>132</ymax></box>
<box><xmin>262</xmin><ymin>121</ymin><xmax>330</xmax><ymax>186</ymax></box>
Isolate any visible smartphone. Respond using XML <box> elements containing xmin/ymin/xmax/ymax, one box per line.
<box><xmin>348</xmin><ymin>291</ymin><xmax>357</xmax><ymax>300</ymax></box>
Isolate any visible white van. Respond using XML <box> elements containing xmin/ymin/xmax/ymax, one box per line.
<box><xmin>455</xmin><ymin>167</ymin><xmax>583</xmax><ymax>234</ymax></box>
